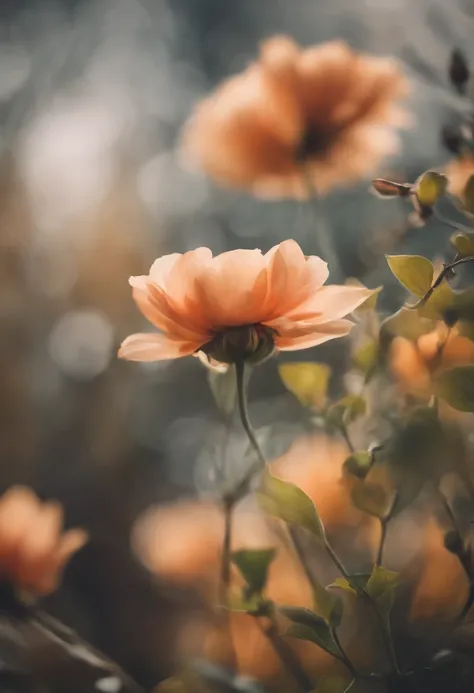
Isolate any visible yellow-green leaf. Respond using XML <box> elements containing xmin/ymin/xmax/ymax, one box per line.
<box><xmin>450</xmin><ymin>231</ymin><xmax>474</xmax><ymax>257</ymax></box>
<box><xmin>459</xmin><ymin>321</ymin><xmax>474</xmax><ymax>341</ymax></box>
<box><xmin>316</xmin><ymin>676</ymin><xmax>353</xmax><ymax>693</ymax></box>
<box><xmin>343</xmin><ymin>451</ymin><xmax>372</xmax><ymax>479</ymax></box>
<box><xmin>435</xmin><ymin>365</ymin><xmax>474</xmax><ymax>412</ymax></box>
<box><xmin>257</xmin><ymin>469</ymin><xmax>326</xmax><ymax>540</ymax></box>
<box><xmin>414</xmin><ymin>170</ymin><xmax>448</xmax><ymax>207</ymax></box>
<box><xmin>462</xmin><ymin>173</ymin><xmax>474</xmax><ymax>215</ymax></box>
<box><xmin>380</xmin><ymin>307</ymin><xmax>435</xmax><ymax>346</ymax></box>
<box><xmin>353</xmin><ymin>341</ymin><xmax>379</xmax><ymax>373</ymax></box>
<box><xmin>386</xmin><ymin>255</ymin><xmax>434</xmax><ymax>297</ymax></box>
<box><xmin>327</xmin><ymin>395</ymin><xmax>366</xmax><ymax>428</ymax></box>
<box><xmin>312</xmin><ymin>579</ymin><xmax>343</xmax><ymax>627</ymax></box>
<box><xmin>231</xmin><ymin>548</ymin><xmax>276</xmax><ymax>596</ymax></box>
<box><xmin>285</xmin><ymin>622</ymin><xmax>340</xmax><ymax>657</ymax></box>
<box><xmin>351</xmin><ymin>480</ymin><xmax>392</xmax><ymax>519</ymax></box>
<box><xmin>279</xmin><ymin>362</ymin><xmax>331</xmax><ymax>409</ymax></box>
<box><xmin>365</xmin><ymin>565</ymin><xmax>400</xmax><ymax>600</ymax></box>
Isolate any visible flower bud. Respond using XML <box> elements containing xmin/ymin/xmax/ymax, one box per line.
<box><xmin>443</xmin><ymin>528</ymin><xmax>464</xmax><ymax>556</ymax></box>
<box><xmin>203</xmin><ymin>325</ymin><xmax>275</xmax><ymax>366</ymax></box>
<box><xmin>449</xmin><ymin>49</ymin><xmax>470</xmax><ymax>93</ymax></box>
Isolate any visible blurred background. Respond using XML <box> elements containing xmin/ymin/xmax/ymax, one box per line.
<box><xmin>1</xmin><ymin>0</ymin><xmax>474</xmax><ymax>688</ymax></box>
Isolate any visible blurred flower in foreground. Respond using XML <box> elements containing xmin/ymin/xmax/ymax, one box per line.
<box><xmin>118</xmin><ymin>240</ymin><xmax>372</xmax><ymax>365</ymax></box>
<box><xmin>0</xmin><ymin>487</ymin><xmax>87</xmax><ymax>597</ymax></box>
<box><xmin>445</xmin><ymin>154</ymin><xmax>474</xmax><ymax>202</ymax></box>
<box><xmin>410</xmin><ymin>518</ymin><xmax>467</xmax><ymax>621</ymax></box>
<box><xmin>389</xmin><ymin>323</ymin><xmax>474</xmax><ymax>399</ymax></box>
<box><xmin>182</xmin><ymin>36</ymin><xmax>409</xmax><ymax>198</ymax></box>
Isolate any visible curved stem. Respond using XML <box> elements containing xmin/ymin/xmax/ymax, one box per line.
<box><xmin>411</xmin><ymin>254</ymin><xmax>474</xmax><ymax>309</ymax></box>
<box><xmin>228</xmin><ymin>359</ymin><xmax>266</xmax><ymax>503</ymax></box>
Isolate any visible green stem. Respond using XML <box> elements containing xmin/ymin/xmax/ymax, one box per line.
<box><xmin>323</xmin><ymin>539</ymin><xmax>400</xmax><ymax>674</ymax></box>
<box><xmin>257</xmin><ymin>615</ymin><xmax>314</xmax><ymax>693</ymax></box>
<box><xmin>300</xmin><ymin>166</ymin><xmax>343</xmax><ymax>282</ymax></box>
<box><xmin>331</xmin><ymin>627</ymin><xmax>356</xmax><ymax>676</ymax></box>
<box><xmin>412</xmin><ymin>254</ymin><xmax>474</xmax><ymax>309</ymax></box>
<box><xmin>376</xmin><ymin>492</ymin><xmax>399</xmax><ymax>567</ymax></box>
<box><xmin>228</xmin><ymin>359</ymin><xmax>266</xmax><ymax>503</ymax></box>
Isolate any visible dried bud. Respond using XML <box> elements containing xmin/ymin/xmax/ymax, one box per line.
<box><xmin>443</xmin><ymin>528</ymin><xmax>464</xmax><ymax>556</ymax></box>
<box><xmin>443</xmin><ymin>307</ymin><xmax>458</xmax><ymax>328</ymax></box>
<box><xmin>203</xmin><ymin>325</ymin><xmax>275</xmax><ymax>366</ymax></box>
<box><xmin>449</xmin><ymin>49</ymin><xmax>470</xmax><ymax>93</ymax></box>
<box><xmin>441</xmin><ymin>124</ymin><xmax>464</xmax><ymax>155</ymax></box>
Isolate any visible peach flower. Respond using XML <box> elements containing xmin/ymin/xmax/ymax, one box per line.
<box><xmin>181</xmin><ymin>36</ymin><xmax>409</xmax><ymax>198</ymax></box>
<box><xmin>409</xmin><ymin>518</ymin><xmax>468</xmax><ymax>622</ymax></box>
<box><xmin>0</xmin><ymin>486</ymin><xmax>88</xmax><ymax>597</ymax></box>
<box><xmin>390</xmin><ymin>323</ymin><xmax>474</xmax><ymax>399</ymax></box>
<box><xmin>118</xmin><ymin>241</ymin><xmax>373</xmax><ymax>365</ymax></box>
<box><xmin>445</xmin><ymin>154</ymin><xmax>474</xmax><ymax>202</ymax></box>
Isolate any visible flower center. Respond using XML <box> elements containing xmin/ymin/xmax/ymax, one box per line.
<box><xmin>201</xmin><ymin>324</ymin><xmax>276</xmax><ymax>365</ymax></box>
<box><xmin>295</xmin><ymin>126</ymin><xmax>332</xmax><ymax>162</ymax></box>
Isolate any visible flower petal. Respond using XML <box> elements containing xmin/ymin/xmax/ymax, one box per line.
<box><xmin>264</xmin><ymin>240</ymin><xmax>328</xmax><ymax>318</ymax></box>
<box><xmin>118</xmin><ymin>333</ymin><xmax>201</xmax><ymax>362</ymax></box>
<box><xmin>275</xmin><ymin>318</ymin><xmax>354</xmax><ymax>351</ymax></box>
<box><xmin>195</xmin><ymin>249</ymin><xmax>268</xmax><ymax>326</ymax></box>
<box><xmin>284</xmin><ymin>285</ymin><xmax>375</xmax><ymax>322</ymax></box>
<box><xmin>130</xmin><ymin>281</ymin><xmax>210</xmax><ymax>342</ymax></box>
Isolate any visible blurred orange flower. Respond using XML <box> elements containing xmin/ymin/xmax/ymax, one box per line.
<box><xmin>132</xmin><ymin>435</ymin><xmax>379</xmax><ymax>678</ymax></box>
<box><xmin>118</xmin><ymin>241</ymin><xmax>372</xmax><ymax>364</ymax></box>
<box><xmin>389</xmin><ymin>323</ymin><xmax>474</xmax><ymax>398</ymax></box>
<box><xmin>0</xmin><ymin>486</ymin><xmax>87</xmax><ymax>597</ymax></box>
<box><xmin>409</xmin><ymin>518</ymin><xmax>467</xmax><ymax>621</ymax></box>
<box><xmin>445</xmin><ymin>154</ymin><xmax>474</xmax><ymax>202</ymax></box>
<box><xmin>182</xmin><ymin>36</ymin><xmax>409</xmax><ymax>198</ymax></box>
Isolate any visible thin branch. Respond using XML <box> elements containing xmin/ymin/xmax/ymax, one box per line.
<box><xmin>376</xmin><ymin>492</ymin><xmax>399</xmax><ymax>567</ymax></box>
<box><xmin>410</xmin><ymin>255</ymin><xmax>474</xmax><ymax>310</ymax></box>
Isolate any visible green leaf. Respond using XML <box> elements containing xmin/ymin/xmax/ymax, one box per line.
<box><xmin>279</xmin><ymin>605</ymin><xmax>327</xmax><ymax>630</ymax></box>
<box><xmin>386</xmin><ymin>255</ymin><xmax>434</xmax><ymax>297</ymax></box>
<box><xmin>414</xmin><ymin>171</ymin><xmax>448</xmax><ymax>207</ymax></box>
<box><xmin>365</xmin><ymin>565</ymin><xmax>400</xmax><ymax>625</ymax></box>
<box><xmin>311</xmin><ymin>579</ymin><xmax>344</xmax><ymax>627</ymax></box>
<box><xmin>353</xmin><ymin>341</ymin><xmax>379</xmax><ymax>374</ymax></box>
<box><xmin>327</xmin><ymin>395</ymin><xmax>366</xmax><ymax>428</ymax></box>
<box><xmin>380</xmin><ymin>307</ymin><xmax>435</xmax><ymax>345</ymax></box>
<box><xmin>459</xmin><ymin>321</ymin><xmax>474</xmax><ymax>341</ymax></box>
<box><xmin>462</xmin><ymin>174</ymin><xmax>474</xmax><ymax>215</ymax></box>
<box><xmin>450</xmin><ymin>231</ymin><xmax>474</xmax><ymax>258</ymax></box>
<box><xmin>285</xmin><ymin>623</ymin><xmax>340</xmax><ymax>657</ymax></box>
<box><xmin>418</xmin><ymin>281</ymin><xmax>456</xmax><ymax>320</ymax></box>
<box><xmin>316</xmin><ymin>676</ymin><xmax>353</xmax><ymax>693</ymax></box>
<box><xmin>231</xmin><ymin>548</ymin><xmax>276</xmax><ymax>596</ymax></box>
<box><xmin>257</xmin><ymin>469</ymin><xmax>326</xmax><ymax>540</ymax></box>
<box><xmin>328</xmin><ymin>574</ymin><xmax>371</xmax><ymax>594</ymax></box>
<box><xmin>435</xmin><ymin>365</ymin><xmax>474</xmax><ymax>412</ymax></box>
<box><xmin>279</xmin><ymin>362</ymin><xmax>331</xmax><ymax>409</ymax></box>
<box><xmin>351</xmin><ymin>480</ymin><xmax>392</xmax><ymax>518</ymax></box>
<box><xmin>451</xmin><ymin>286</ymin><xmax>474</xmax><ymax>323</ymax></box>
<box><xmin>343</xmin><ymin>451</ymin><xmax>372</xmax><ymax>480</ymax></box>
<box><xmin>366</xmin><ymin>565</ymin><xmax>400</xmax><ymax>600</ymax></box>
